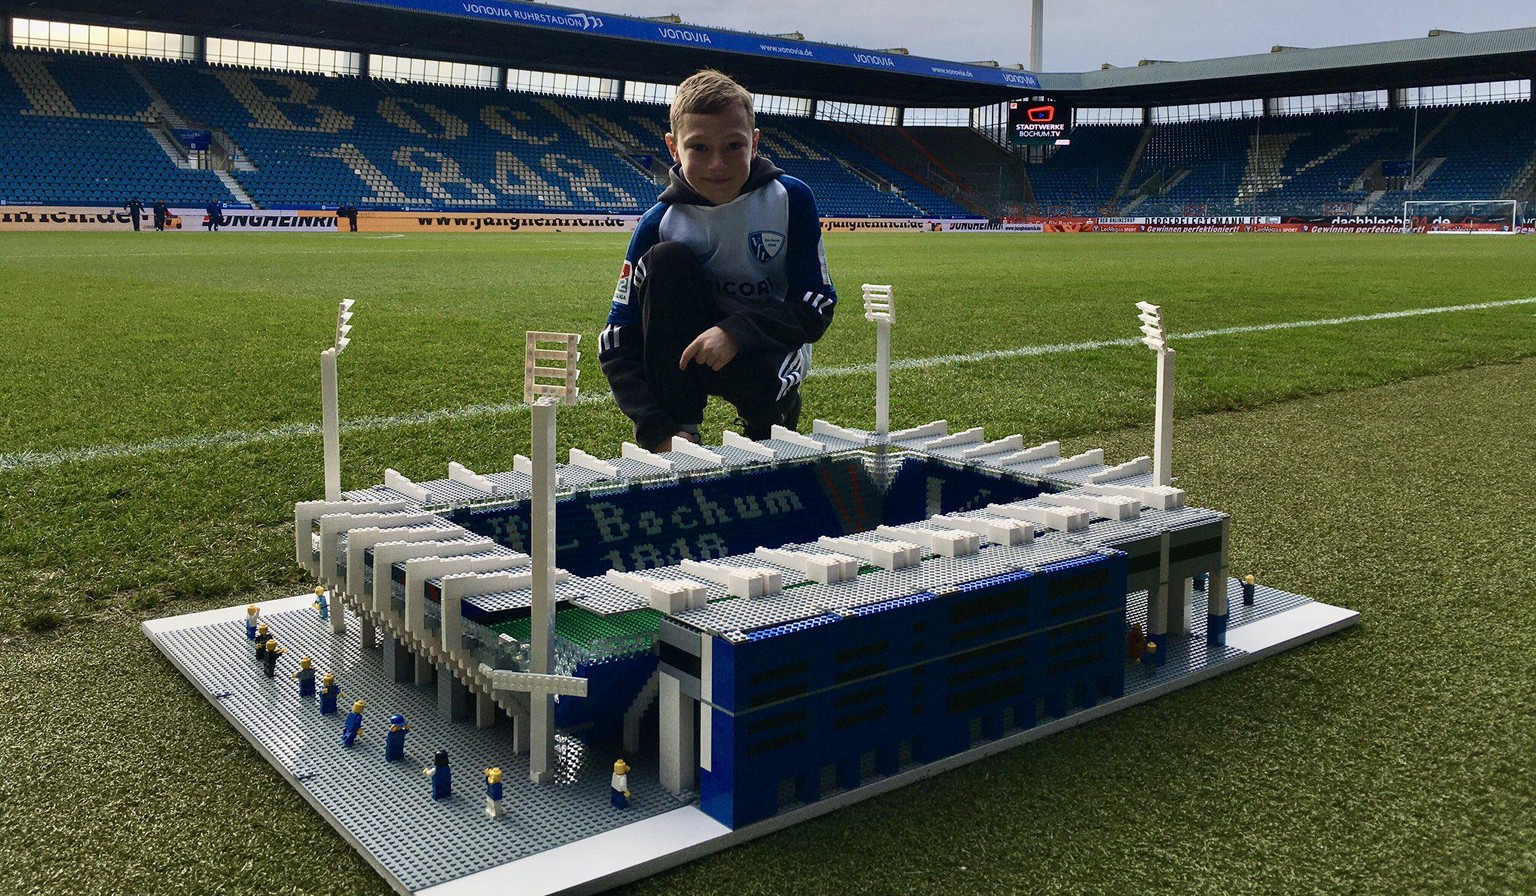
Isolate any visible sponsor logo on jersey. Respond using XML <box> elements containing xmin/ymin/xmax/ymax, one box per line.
<box><xmin>613</xmin><ymin>260</ymin><xmax>632</xmax><ymax>305</ymax></box>
<box><xmin>748</xmin><ymin>230</ymin><xmax>785</xmax><ymax>263</ymax></box>
<box><xmin>715</xmin><ymin>278</ymin><xmax>774</xmax><ymax>297</ymax></box>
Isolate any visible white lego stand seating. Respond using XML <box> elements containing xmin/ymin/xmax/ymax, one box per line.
<box><xmin>144</xmin><ymin>291</ymin><xmax>1359</xmax><ymax>896</ymax></box>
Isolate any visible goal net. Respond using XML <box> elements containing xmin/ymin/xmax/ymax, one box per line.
<box><xmin>1401</xmin><ymin>199</ymin><xmax>1518</xmax><ymax>234</ymax></box>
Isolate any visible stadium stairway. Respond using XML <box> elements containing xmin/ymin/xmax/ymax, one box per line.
<box><xmin>831</xmin><ymin>123</ymin><xmax>997</xmax><ymax>217</ymax></box>
<box><xmin>1027</xmin><ymin>124</ymin><xmax>1147</xmax><ymax>214</ymax></box>
<box><xmin>0</xmin><ymin>50</ymin><xmax>237</xmax><ymax>207</ymax></box>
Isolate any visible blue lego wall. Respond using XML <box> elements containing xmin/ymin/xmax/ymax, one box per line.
<box><xmin>882</xmin><ymin>455</ymin><xmax>1048</xmax><ymax>524</ymax></box>
<box><xmin>699</xmin><ymin>550</ymin><xmax>1128</xmax><ymax>828</ymax></box>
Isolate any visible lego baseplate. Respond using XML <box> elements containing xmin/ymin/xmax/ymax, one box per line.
<box><xmin>144</xmin><ymin>580</ymin><xmax>1356</xmax><ymax>896</ymax></box>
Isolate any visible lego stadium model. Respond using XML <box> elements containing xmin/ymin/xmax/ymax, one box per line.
<box><xmin>144</xmin><ymin>295</ymin><xmax>1359</xmax><ymax>896</ymax></box>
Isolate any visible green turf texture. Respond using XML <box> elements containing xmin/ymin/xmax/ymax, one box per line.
<box><xmin>1</xmin><ymin>231</ymin><xmax>1533</xmax><ymax>895</ymax></box>
<box><xmin>488</xmin><ymin>605</ymin><xmax>664</xmax><ymax>650</ymax></box>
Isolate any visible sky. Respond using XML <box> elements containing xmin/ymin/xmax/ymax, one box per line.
<box><xmin>564</xmin><ymin>0</ymin><xmax>1534</xmax><ymax>73</ymax></box>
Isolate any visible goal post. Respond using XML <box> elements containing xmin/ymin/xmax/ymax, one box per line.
<box><xmin>1401</xmin><ymin>199</ymin><xmax>1518</xmax><ymax>234</ymax></box>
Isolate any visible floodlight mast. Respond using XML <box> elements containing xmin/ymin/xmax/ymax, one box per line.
<box><xmin>1136</xmin><ymin>301</ymin><xmax>1174</xmax><ymax>487</ymax></box>
<box><xmin>321</xmin><ymin>299</ymin><xmax>356</xmax><ymax>502</ymax></box>
<box><xmin>1029</xmin><ymin>0</ymin><xmax>1044</xmax><ymax>71</ymax></box>
<box><xmin>523</xmin><ymin>331</ymin><xmax>581</xmax><ymax>784</ymax></box>
<box><xmin>862</xmin><ymin>284</ymin><xmax>894</xmax><ymax>436</ymax></box>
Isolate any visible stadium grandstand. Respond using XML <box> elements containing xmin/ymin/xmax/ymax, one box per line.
<box><xmin>0</xmin><ymin>2</ymin><xmax>1532</xmax><ymax>224</ymax></box>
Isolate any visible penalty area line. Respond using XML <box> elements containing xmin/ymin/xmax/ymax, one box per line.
<box><xmin>3</xmin><ymin>295</ymin><xmax>1532</xmax><ymax>474</ymax></box>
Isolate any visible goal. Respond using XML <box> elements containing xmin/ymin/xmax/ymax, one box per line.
<box><xmin>1401</xmin><ymin>199</ymin><xmax>1518</xmax><ymax>234</ymax></box>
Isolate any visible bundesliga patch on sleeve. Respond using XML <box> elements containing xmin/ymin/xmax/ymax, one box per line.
<box><xmin>612</xmin><ymin>260</ymin><xmax>632</xmax><ymax>305</ymax></box>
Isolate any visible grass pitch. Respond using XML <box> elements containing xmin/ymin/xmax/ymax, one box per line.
<box><xmin>1</xmin><ymin>231</ymin><xmax>1533</xmax><ymax>895</ymax></box>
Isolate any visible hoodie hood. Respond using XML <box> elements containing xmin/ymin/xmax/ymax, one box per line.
<box><xmin>659</xmin><ymin>156</ymin><xmax>785</xmax><ymax>207</ymax></box>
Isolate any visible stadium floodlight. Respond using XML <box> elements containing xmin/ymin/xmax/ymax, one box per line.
<box><xmin>524</xmin><ymin>331</ymin><xmax>581</xmax><ymax>784</ymax></box>
<box><xmin>863</xmin><ymin>284</ymin><xmax>894</xmax><ymax>436</ymax></box>
<box><xmin>1135</xmin><ymin>301</ymin><xmax>1174</xmax><ymax>487</ymax></box>
<box><xmin>321</xmin><ymin>299</ymin><xmax>357</xmax><ymax>502</ymax></box>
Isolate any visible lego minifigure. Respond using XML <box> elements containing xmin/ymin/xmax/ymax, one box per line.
<box><xmin>293</xmin><ymin>657</ymin><xmax>316</xmax><ymax>698</ymax></box>
<box><xmin>1126</xmin><ymin>623</ymin><xmax>1146</xmax><ymax>663</ymax></box>
<box><xmin>484</xmin><ymin>767</ymin><xmax>504</xmax><ymax>819</ymax></box>
<box><xmin>261</xmin><ymin>640</ymin><xmax>285</xmax><ymax>678</ymax></box>
<box><xmin>245</xmin><ymin>604</ymin><xmax>261</xmax><ymax>639</ymax></box>
<box><xmin>318</xmin><ymin>673</ymin><xmax>343</xmax><ymax>715</ymax></box>
<box><xmin>423</xmin><ymin>750</ymin><xmax>451</xmax><ymax>799</ymax></box>
<box><xmin>1242</xmin><ymin>574</ymin><xmax>1256</xmax><ymax>606</ymax></box>
<box><xmin>385</xmin><ymin>714</ymin><xmax>410</xmax><ymax>761</ymax></box>
<box><xmin>610</xmin><ymin>759</ymin><xmax>631</xmax><ymax>810</ymax></box>
<box><xmin>342</xmin><ymin>700</ymin><xmax>366</xmax><ymax>747</ymax></box>
<box><xmin>253</xmin><ymin>624</ymin><xmax>270</xmax><ymax>662</ymax></box>
<box><xmin>1142</xmin><ymin>640</ymin><xmax>1159</xmax><ymax>676</ymax></box>
<box><xmin>312</xmin><ymin>585</ymin><xmax>329</xmax><ymax>621</ymax></box>
<box><xmin>1194</xmin><ymin>572</ymin><xmax>1208</xmax><ymax>591</ymax></box>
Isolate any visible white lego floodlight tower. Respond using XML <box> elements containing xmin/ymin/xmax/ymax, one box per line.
<box><xmin>321</xmin><ymin>299</ymin><xmax>356</xmax><ymax>502</ymax></box>
<box><xmin>523</xmin><ymin>332</ymin><xmax>581</xmax><ymax>784</ymax></box>
<box><xmin>862</xmin><ymin>284</ymin><xmax>894</xmax><ymax>436</ymax></box>
<box><xmin>1137</xmin><ymin>301</ymin><xmax>1174</xmax><ymax>487</ymax></box>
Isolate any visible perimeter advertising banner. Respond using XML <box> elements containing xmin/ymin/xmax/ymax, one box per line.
<box><xmin>931</xmin><ymin>220</ymin><xmax>1040</xmax><ymax>232</ymax></box>
<box><xmin>0</xmin><ymin>206</ymin><xmax>143</xmax><ymax>231</ymax></box>
<box><xmin>996</xmin><ymin>215</ymin><xmax>1526</xmax><ymax>234</ymax></box>
<box><xmin>0</xmin><ymin>206</ymin><xmax>338</xmax><ymax>232</ymax></box>
<box><xmin>820</xmin><ymin>218</ymin><xmax>934</xmax><ymax>233</ymax></box>
<box><xmin>358</xmin><ymin>211</ymin><xmax>640</xmax><ymax>233</ymax></box>
<box><xmin>357</xmin><ymin>213</ymin><xmax>957</xmax><ymax>233</ymax></box>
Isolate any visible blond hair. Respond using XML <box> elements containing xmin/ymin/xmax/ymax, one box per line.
<box><xmin>669</xmin><ymin>69</ymin><xmax>754</xmax><ymax>134</ymax></box>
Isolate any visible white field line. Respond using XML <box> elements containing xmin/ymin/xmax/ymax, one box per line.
<box><xmin>819</xmin><ymin>295</ymin><xmax>1536</xmax><ymax>376</ymax></box>
<box><xmin>3</xmin><ymin>296</ymin><xmax>1533</xmax><ymax>474</ymax></box>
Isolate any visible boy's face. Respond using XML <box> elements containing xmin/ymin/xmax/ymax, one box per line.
<box><xmin>666</xmin><ymin>105</ymin><xmax>759</xmax><ymax>206</ymax></box>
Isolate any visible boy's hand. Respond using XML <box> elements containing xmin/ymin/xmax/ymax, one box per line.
<box><xmin>679</xmin><ymin>327</ymin><xmax>739</xmax><ymax>371</ymax></box>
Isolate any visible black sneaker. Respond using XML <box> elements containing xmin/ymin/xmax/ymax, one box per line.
<box><xmin>737</xmin><ymin>390</ymin><xmax>802</xmax><ymax>441</ymax></box>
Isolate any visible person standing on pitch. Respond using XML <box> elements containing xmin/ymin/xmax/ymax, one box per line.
<box><xmin>599</xmin><ymin>69</ymin><xmax>836</xmax><ymax>452</ymax></box>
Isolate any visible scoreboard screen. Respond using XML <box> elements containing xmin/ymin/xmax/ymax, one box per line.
<box><xmin>1008</xmin><ymin>101</ymin><xmax>1071</xmax><ymax>146</ymax></box>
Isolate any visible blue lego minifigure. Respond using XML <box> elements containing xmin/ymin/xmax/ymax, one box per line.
<box><xmin>384</xmin><ymin>714</ymin><xmax>410</xmax><ymax>761</ymax></box>
<box><xmin>312</xmin><ymin>585</ymin><xmax>330</xmax><ymax>621</ymax></box>
<box><xmin>423</xmin><ymin>750</ymin><xmax>451</xmax><ymax>800</ymax></box>
<box><xmin>484</xmin><ymin>767</ymin><xmax>504</xmax><ymax>818</ymax></box>
<box><xmin>253</xmin><ymin>624</ymin><xmax>270</xmax><ymax>662</ymax></box>
<box><xmin>1142</xmin><ymin>639</ymin><xmax>1159</xmax><ymax>676</ymax></box>
<box><xmin>318</xmin><ymin>673</ymin><xmax>342</xmax><ymax>715</ymax></box>
<box><xmin>1242</xmin><ymin>574</ymin><xmax>1256</xmax><ymax>606</ymax></box>
<box><xmin>293</xmin><ymin>657</ymin><xmax>316</xmax><ymax>698</ymax></box>
<box><xmin>610</xmin><ymin>759</ymin><xmax>631</xmax><ymax>810</ymax></box>
<box><xmin>342</xmin><ymin>700</ymin><xmax>366</xmax><ymax>747</ymax></box>
<box><xmin>245</xmin><ymin>603</ymin><xmax>261</xmax><ymax>639</ymax></box>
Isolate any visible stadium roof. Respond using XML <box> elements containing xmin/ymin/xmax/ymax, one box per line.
<box><xmin>4</xmin><ymin>0</ymin><xmax>1534</xmax><ymax>109</ymax></box>
<box><xmin>1037</xmin><ymin>27</ymin><xmax>1536</xmax><ymax>106</ymax></box>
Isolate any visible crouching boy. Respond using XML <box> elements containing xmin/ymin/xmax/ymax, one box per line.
<box><xmin>599</xmin><ymin>69</ymin><xmax>837</xmax><ymax>451</ymax></box>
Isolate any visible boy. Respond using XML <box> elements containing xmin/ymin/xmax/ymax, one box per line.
<box><xmin>599</xmin><ymin>70</ymin><xmax>837</xmax><ymax>452</ymax></box>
